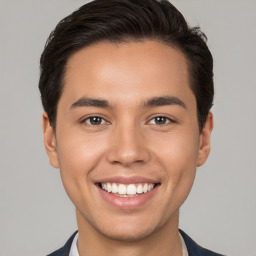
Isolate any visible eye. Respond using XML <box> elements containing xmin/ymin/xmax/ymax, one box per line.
<box><xmin>148</xmin><ymin>116</ymin><xmax>173</xmax><ymax>125</ymax></box>
<box><xmin>83</xmin><ymin>116</ymin><xmax>107</xmax><ymax>126</ymax></box>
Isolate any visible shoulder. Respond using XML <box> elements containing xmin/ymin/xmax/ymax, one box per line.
<box><xmin>47</xmin><ymin>231</ymin><xmax>78</xmax><ymax>256</ymax></box>
<box><xmin>179</xmin><ymin>229</ymin><xmax>226</xmax><ymax>256</ymax></box>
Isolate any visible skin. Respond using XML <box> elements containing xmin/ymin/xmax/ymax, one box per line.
<box><xmin>43</xmin><ymin>40</ymin><xmax>213</xmax><ymax>256</ymax></box>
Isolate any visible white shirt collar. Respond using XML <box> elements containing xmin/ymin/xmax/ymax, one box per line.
<box><xmin>69</xmin><ymin>232</ymin><xmax>79</xmax><ymax>256</ymax></box>
<box><xmin>179</xmin><ymin>232</ymin><xmax>189</xmax><ymax>256</ymax></box>
<box><xmin>69</xmin><ymin>232</ymin><xmax>188</xmax><ymax>256</ymax></box>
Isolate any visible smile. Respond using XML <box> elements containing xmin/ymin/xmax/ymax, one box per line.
<box><xmin>96</xmin><ymin>176</ymin><xmax>160</xmax><ymax>209</ymax></box>
<box><xmin>100</xmin><ymin>183</ymin><xmax>155</xmax><ymax>197</ymax></box>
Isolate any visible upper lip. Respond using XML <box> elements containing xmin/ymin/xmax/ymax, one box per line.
<box><xmin>95</xmin><ymin>176</ymin><xmax>160</xmax><ymax>184</ymax></box>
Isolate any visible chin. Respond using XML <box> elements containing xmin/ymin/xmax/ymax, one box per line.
<box><xmin>97</xmin><ymin>224</ymin><xmax>158</xmax><ymax>242</ymax></box>
<box><xmin>90</xmin><ymin>212</ymin><xmax>170</xmax><ymax>243</ymax></box>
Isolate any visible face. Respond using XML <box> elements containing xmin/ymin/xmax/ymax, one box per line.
<box><xmin>43</xmin><ymin>40</ymin><xmax>213</xmax><ymax>242</ymax></box>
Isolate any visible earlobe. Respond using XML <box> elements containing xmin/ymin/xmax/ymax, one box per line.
<box><xmin>42</xmin><ymin>112</ymin><xmax>59</xmax><ymax>168</ymax></box>
<box><xmin>197</xmin><ymin>112</ymin><xmax>214</xmax><ymax>167</ymax></box>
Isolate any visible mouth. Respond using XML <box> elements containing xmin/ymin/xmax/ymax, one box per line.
<box><xmin>98</xmin><ymin>182</ymin><xmax>158</xmax><ymax>197</ymax></box>
<box><xmin>95</xmin><ymin>176</ymin><xmax>160</xmax><ymax>209</ymax></box>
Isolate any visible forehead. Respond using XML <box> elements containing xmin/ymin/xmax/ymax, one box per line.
<box><xmin>61</xmin><ymin>40</ymin><xmax>194</xmax><ymax>107</ymax></box>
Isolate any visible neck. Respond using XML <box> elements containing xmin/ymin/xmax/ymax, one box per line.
<box><xmin>76</xmin><ymin>209</ymin><xmax>183</xmax><ymax>256</ymax></box>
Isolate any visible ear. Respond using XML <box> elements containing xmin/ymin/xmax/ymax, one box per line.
<box><xmin>42</xmin><ymin>112</ymin><xmax>59</xmax><ymax>168</ymax></box>
<box><xmin>197</xmin><ymin>112</ymin><xmax>214</xmax><ymax>167</ymax></box>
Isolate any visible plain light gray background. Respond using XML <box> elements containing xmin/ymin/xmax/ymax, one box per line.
<box><xmin>0</xmin><ymin>0</ymin><xmax>255</xmax><ymax>255</ymax></box>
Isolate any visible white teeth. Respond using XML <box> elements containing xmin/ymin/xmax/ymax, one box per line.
<box><xmin>118</xmin><ymin>184</ymin><xmax>127</xmax><ymax>195</ymax></box>
<box><xmin>101</xmin><ymin>183</ymin><xmax>155</xmax><ymax>196</ymax></box>
<box><xmin>148</xmin><ymin>184</ymin><xmax>154</xmax><ymax>191</ymax></box>
<box><xmin>107</xmin><ymin>183</ymin><xmax>112</xmax><ymax>192</ymax></box>
<box><xmin>112</xmin><ymin>183</ymin><xmax>118</xmax><ymax>193</ymax></box>
<box><xmin>143</xmin><ymin>184</ymin><xmax>148</xmax><ymax>193</ymax></box>
<box><xmin>127</xmin><ymin>184</ymin><xmax>136</xmax><ymax>195</ymax></box>
<box><xmin>136</xmin><ymin>184</ymin><xmax>143</xmax><ymax>194</ymax></box>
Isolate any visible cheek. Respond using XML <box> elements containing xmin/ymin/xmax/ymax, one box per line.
<box><xmin>151</xmin><ymin>131</ymin><xmax>199</xmax><ymax>202</ymax></box>
<box><xmin>55</xmin><ymin>132</ymin><xmax>106</xmax><ymax>200</ymax></box>
<box><xmin>57</xmin><ymin>130</ymin><xmax>106</xmax><ymax>171</ymax></box>
<box><xmin>152</xmin><ymin>129</ymin><xmax>200</xmax><ymax>170</ymax></box>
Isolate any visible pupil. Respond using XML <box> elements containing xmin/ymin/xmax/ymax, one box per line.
<box><xmin>90</xmin><ymin>117</ymin><xmax>101</xmax><ymax>125</ymax></box>
<box><xmin>155</xmin><ymin>117</ymin><xmax>166</xmax><ymax>124</ymax></box>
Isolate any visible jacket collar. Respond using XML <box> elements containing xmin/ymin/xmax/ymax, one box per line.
<box><xmin>47</xmin><ymin>229</ymin><xmax>224</xmax><ymax>256</ymax></box>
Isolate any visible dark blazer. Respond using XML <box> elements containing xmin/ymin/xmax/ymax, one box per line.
<box><xmin>47</xmin><ymin>229</ymin><xmax>225</xmax><ymax>256</ymax></box>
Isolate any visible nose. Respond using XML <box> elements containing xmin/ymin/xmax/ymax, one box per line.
<box><xmin>106</xmin><ymin>123</ymin><xmax>150</xmax><ymax>167</ymax></box>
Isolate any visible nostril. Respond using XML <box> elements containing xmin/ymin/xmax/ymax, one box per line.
<box><xmin>106</xmin><ymin>139</ymin><xmax>151</xmax><ymax>166</ymax></box>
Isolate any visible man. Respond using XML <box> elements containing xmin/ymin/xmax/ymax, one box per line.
<box><xmin>39</xmin><ymin>0</ymin><xmax>223</xmax><ymax>255</ymax></box>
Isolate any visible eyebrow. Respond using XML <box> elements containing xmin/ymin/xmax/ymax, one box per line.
<box><xmin>70</xmin><ymin>96</ymin><xmax>186</xmax><ymax>110</ymax></box>
<box><xmin>70</xmin><ymin>97</ymin><xmax>111</xmax><ymax>109</ymax></box>
<box><xmin>144</xmin><ymin>96</ymin><xmax>187</xmax><ymax>109</ymax></box>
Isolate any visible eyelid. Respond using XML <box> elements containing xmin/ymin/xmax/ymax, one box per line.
<box><xmin>80</xmin><ymin>115</ymin><xmax>110</xmax><ymax>126</ymax></box>
<box><xmin>79</xmin><ymin>114</ymin><xmax>176</xmax><ymax>126</ymax></box>
<box><xmin>147</xmin><ymin>115</ymin><xmax>176</xmax><ymax>125</ymax></box>
<box><xmin>85</xmin><ymin>117</ymin><xmax>106</xmax><ymax>125</ymax></box>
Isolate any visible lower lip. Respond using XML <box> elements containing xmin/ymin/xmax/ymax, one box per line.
<box><xmin>97</xmin><ymin>185</ymin><xmax>159</xmax><ymax>210</ymax></box>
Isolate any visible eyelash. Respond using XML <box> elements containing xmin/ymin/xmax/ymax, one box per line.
<box><xmin>148</xmin><ymin>116</ymin><xmax>174</xmax><ymax>125</ymax></box>
<box><xmin>81</xmin><ymin>115</ymin><xmax>175</xmax><ymax>126</ymax></box>
<box><xmin>81</xmin><ymin>116</ymin><xmax>108</xmax><ymax>126</ymax></box>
